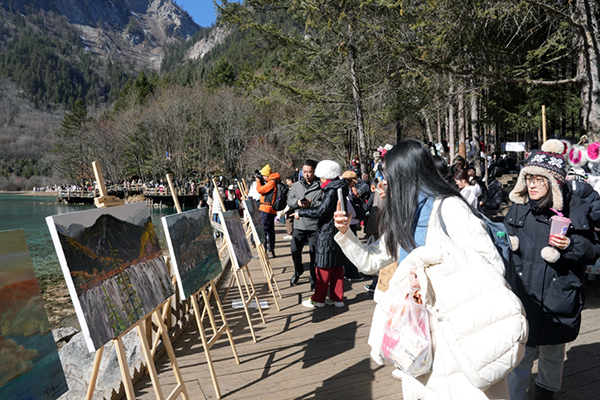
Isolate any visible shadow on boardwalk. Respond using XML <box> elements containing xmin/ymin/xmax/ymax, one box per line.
<box><xmin>133</xmin><ymin>224</ymin><xmax>600</xmax><ymax>400</ymax></box>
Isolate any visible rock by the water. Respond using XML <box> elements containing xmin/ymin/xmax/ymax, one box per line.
<box><xmin>58</xmin><ymin>330</ymin><xmax>143</xmax><ymax>400</ymax></box>
<box><xmin>53</xmin><ymin>327</ymin><xmax>79</xmax><ymax>343</ymax></box>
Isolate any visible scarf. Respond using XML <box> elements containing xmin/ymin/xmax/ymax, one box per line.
<box><xmin>397</xmin><ymin>194</ymin><xmax>434</xmax><ymax>265</ymax></box>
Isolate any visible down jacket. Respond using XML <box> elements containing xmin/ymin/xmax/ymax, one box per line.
<box><xmin>335</xmin><ymin>196</ymin><xmax>528</xmax><ymax>399</ymax></box>
<box><xmin>298</xmin><ymin>178</ymin><xmax>349</xmax><ymax>268</ymax></box>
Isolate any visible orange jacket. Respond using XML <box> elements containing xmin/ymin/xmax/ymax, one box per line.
<box><xmin>257</xmin><ymin>172</ymin><xmax>281</xmax><ymax>214</ymax></box>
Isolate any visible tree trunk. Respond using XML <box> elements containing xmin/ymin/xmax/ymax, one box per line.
<box><xmin>448</xmin><ymin>76</ymin><xmax>456</xmax><ymax>164</ymax></box>
<box><xmin>458</xmin><ymin>82</ymin><xmax>466</xmax><ymax>159</ymax></box>
<box><xmin>348</xmin><ymin>25</ymin><xmax>369</xmax><ymax>174</ymax></box>
<box><xmin>437</xmin><ymin>109</ymin><xmax>442</xmax><ymax>143</ymax></box>
<box><xmin>575</xmin><ymin>0</ymin><xmax>600</xmax><ymax>140</ymax></box>
<box><xmin>470</xmin><ymin>78</ymin><xmax>481</xmax><ymax>176</ymax></box>
<box><xmin>422</xmin><ymin>110</ymin><xmax>434</xmax><ymax>143</ymax></box>
<box><xmin>396</xmin><ymin>121</ymin><xmax>402</xmax><ymax>144</ymax></box>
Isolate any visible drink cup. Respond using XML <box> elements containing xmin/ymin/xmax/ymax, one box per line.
<box><xmin>549</xmin><ymin>216</ymin><xmax>571</xmax><ymax>244</ymax></box>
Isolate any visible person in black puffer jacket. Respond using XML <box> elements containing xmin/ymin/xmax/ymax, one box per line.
<box><xmin>296</xmin><ymin>160</ymin><xmax>349</xmax><ymax>309</ymax></box>
<box><xmin>504</xmin><ymin>140</ymin><xmax>600</xmax><ymax>400</ymax></box>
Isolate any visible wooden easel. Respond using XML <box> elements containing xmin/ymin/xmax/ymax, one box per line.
<box><xmin>165</xmin><ymin>175</ymin><xmax>240</xmax><ymax>399</ymax></box>
<box><xmin>242</xmin><ymin>201</ymin><xmax>282</xmax><ymax>311</ymax></box>
<box><xmin>86</xmin><ymin>163</ymin><xmax>189</xmax><ymax>400</ymax></box>
<box><xmin>212</xmin><ymin>178</ymin><xmax>266</xmax><ymax>343</ymax></box>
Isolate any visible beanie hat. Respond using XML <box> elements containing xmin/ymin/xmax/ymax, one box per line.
<box><xmin>587</xmin><ymin>142</ymin><xmax>600</xmax><ymax>164</ymax></box>
<box><xmin>509</xmin><ymin>138</ymin><xmax>565</xmax><ymax>211</ymax></box>
<box><xmin>315</xmin><ymin>160</ymin><xmax>342</xmax><ymax>180</ymax></box>
<box><xmin>260</xmin><ymin>164</ymin><xmax>272</xmax><ymax>176</ymax></box>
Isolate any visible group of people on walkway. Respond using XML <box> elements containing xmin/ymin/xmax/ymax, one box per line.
<box><xmin>252</xmin><ymin>139</ymin><xmax>597</xmax><ymax>400</ymax></box>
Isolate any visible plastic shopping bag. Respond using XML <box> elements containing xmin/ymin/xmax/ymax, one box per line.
<box><xmin>381</xmin><ymin>288</ymin><xmax>432</xmax><ymax>376</ymax></box>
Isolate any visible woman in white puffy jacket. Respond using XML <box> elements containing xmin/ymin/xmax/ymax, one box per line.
<box><xmin>333</xmin><ymin>139</ymin><xmax>528</xmax><ymax>400</ymax></box>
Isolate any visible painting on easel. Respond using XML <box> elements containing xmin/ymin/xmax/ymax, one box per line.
<box><xmin>242</xmin><ymin>199</ymin><xmax>266</xmax><ymax>244</ymax></box>
<box><xmin>220</xmin><ymin>210</ymin><xmax>253</xmax><ymax>269</ymax></box>
<box><xmin>46</xmin><ymin>202</ymin><xmax>174</xmax><ymax>352</ymax></box>
<box><xmin>162</xmin><ymin>208</ymin><xmax>222</xmax><ymax>299</ymax></box>
<box><xmin>0</xmin><ymin>229</ymin><xmax>68</xmax><ymax>400</ymax></box>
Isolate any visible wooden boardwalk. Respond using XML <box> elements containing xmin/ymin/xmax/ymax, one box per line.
<box><xmin>133</xmin><ymin>224</ymin><xmax>600</xmax><ymax>400</ymax></box>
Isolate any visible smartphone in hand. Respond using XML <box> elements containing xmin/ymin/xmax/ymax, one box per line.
<box><xmin>337</xmin><ymin>188</ymin><xmax>346</xmax><ymax>213</ymax></box>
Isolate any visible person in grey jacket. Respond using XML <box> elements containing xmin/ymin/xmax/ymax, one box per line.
<box><xmin>287</xmin><ymin>159</ymin><xmax>322</xmax><ymax>289</ymax></box>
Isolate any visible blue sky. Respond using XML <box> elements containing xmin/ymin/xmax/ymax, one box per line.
<box><xmin>175</xmin><ymin>0</ymin><xmax>219</xmax><ymax>28</ymax></box>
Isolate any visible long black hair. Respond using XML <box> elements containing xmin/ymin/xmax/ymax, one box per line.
<box><xmin>380</xmin><ymin>139</ymin><xmax>467</xmax><ymax>258</ymax></box>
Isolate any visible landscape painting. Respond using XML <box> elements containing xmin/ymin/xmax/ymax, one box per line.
<box><xmin>0</xmin><ymin>229</ymin><xmax>68</xmax><ymax>400</ymax></box>
<box><xmin>46</xmin><ymin>202</ymin><xmax>174</xmax><ymax>352</ymax></box>
<box><xmin>243</xmin><ymin>199</ymin><xmax>266</xmax><ymax>245</ymax></box>
<box><xmin>162</xmin><ymin>208</ymin><xmax>222</xmax><ymax>299</ymax></box>
<box><xmin>220</xmin><ymin>210</ymin><xmax>253</xmax><ymax>269</ymax></box>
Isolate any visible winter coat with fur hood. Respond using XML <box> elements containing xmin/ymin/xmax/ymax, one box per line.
<box><xmin>298</xmin><ymin>178</ymin><xmax>348</xmax><ymax>268</ymax></box>
<box><xmin>336</xmin><ymin>196</ymin><xmax>527</xmax><ymax>399</ymax></box>
<box><xmin>505</xmin><ymin>175</ymin><xmax>599</xmax><ymax>347</ymax></box>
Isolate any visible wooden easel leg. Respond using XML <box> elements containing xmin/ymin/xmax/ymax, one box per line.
<box><xmin>152</xmin><ymin>309</ymin><xmax>190</xmax><ymax>400</ymax></box>
<box><xmin>115</xmin><ymin>337</ymin><xmax>137</xmax><ymax>400</ymax></box>
<box><xmin>210</xmin><ymin>281</ymin><xmax>240</xmax><ymax>364</ymax></box>
<box><xmin>86</xmin><ymin>346</ymin><xmax>104</xmax><ymax>400</ymax></box>
<box><xmin>233</xmin><ymin>268</ymin><xmax>258</xmax><ymax>342</ymax></box>
<box><xmin>258</xmin><ymin>245</ymin><xmax>281</xmax><ymax>311</ymax></box>
<box><xmin>242</xmin><ymin>265</ymin><xmax>266</xmax><ymax>324</ymax></box>
<box><xmin>136</xmin><ymin>324</ymin><xmax>165</xmax><ymax>400</ymax></box>
<box><xmin>191</xmin><ymin>294</ymin><xmax>222</xmax><ymax>399</ymax></box>
<box><xmin>223</xmin><ymin>270</ymin><xmax>235</xmax><ymax>302</ymax></box>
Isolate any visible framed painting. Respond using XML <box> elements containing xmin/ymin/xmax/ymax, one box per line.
<box><xmin>242</xmin><ymin>199</ymin><xmax>266</xmax><ymax>245</ymax></box>
<box><xmin>219</xmin><ymin>210</ymin><xmax>253</xmax><ymax>269</ymax></box>
<box><xmin>0</xmin><ymin>229</ymin><xmax>68</xmax><ymax>400</ymax></box>
<box><xmin>162</xmin><ymin>208</ymin><xmax>222</xmax><ymax>299</ymax></box>
<box><xmin>46</xmin><ymin>202</ymin><xmax>174</xmax><ymax>352</ymax></box>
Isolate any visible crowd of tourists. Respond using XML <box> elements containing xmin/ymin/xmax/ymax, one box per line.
<box><xmin>212</xmin><ymin>138</ymin><xmax>599</xmax><ymax>400</ymax></box>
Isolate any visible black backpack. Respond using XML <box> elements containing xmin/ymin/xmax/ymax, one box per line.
<box><xmin>264</xmin><ymin>181</ymin><xmax>289</xmax><ymax>211</ymax></box>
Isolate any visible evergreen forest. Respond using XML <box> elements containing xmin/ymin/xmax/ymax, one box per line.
<box><xmin>3</xmin><ymin>1</ymin><xmax>600</xmax><ymax>187</ymax></box>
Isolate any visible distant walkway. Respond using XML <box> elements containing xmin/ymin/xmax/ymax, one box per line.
<box><xmin>134</xmin><ymin>224</ymin><xmax>600</xmax><ymax>400</ymax></box>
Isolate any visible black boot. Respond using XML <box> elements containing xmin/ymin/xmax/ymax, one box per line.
<box><xmin>290</xmin><ymin>271</ymin><xmax>301</xmax><ymax>286</ymax></box>
<box><xmin>534</xmin><ymin>384</ymin><xmax>555</xmax><ymax>400</ymax></box>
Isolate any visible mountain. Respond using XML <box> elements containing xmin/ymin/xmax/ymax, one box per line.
<box><xmin>77</xmin><ymin>214</ymin><xmax>147</xmax><ymax>263</ymax></box>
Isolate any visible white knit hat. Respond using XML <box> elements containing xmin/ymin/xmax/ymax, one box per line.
<box><xmin>315</xmin><ymin>160</ymin><xmax>342</xmax><ymax>180</ymax></box>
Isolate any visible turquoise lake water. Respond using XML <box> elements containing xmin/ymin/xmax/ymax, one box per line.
<box><xmin>0</xmin><ymin>194</ymin><xmax>180</xmax><ymax>279</ymax></box>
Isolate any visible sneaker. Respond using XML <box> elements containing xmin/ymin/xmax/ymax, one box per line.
<box><xmin>364</xmin><ymin>284</ymin><xmax>375</xmax><ymax>292</ymax></box>
<box><xmin>302</xmin><ymin>298</ymin><xmax>325</xmax><ymax>308</ymax></box>
<box><xmin>268</xmin><ymin>251</ymin><xmax>276</xmax><ymax>259</ymax></box>
<box><xmin>324</xmin><ymin>298</ymin><xmax>345</xmax><ymax>307</ymax></box>
<box><xmin>392</xmin><ymin>369</ymin><xmax>403</xmax><ymax>381</ymax></box>
<box><xmin>282</xmin><ymin>235</ymin><xmax>293</xmax><ymax>240</ymax></box>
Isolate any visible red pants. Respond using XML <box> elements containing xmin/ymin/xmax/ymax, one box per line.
<box><xmin>312</xmin><ymin>266</ymin><xmax>344</xmax><ymax>303</ymax></box>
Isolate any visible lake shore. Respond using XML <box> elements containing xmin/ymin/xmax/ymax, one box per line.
<box><xmin>0</xmin><ymin>190</ymin><xmax>59</xmax><ymax>197</ymax></box>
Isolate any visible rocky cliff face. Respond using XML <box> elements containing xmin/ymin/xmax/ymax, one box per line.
<box><xmin>4</xmin><ymin>0</ymin><xmax>201</xmax><ymax>70</ymax></box>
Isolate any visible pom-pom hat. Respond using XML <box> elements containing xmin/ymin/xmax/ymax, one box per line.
<box><xmin>509</xmin><ymin>138</ymin><xmax>566</xmax><ymax>211</ymax></box>
<box><xmin>568</xmin><ymin>145</ymin><xmax>588</xmax><ymax>168</ymax></box>
<box><xmin>315</xmin><ymin>160</ymin><xmax>342</xmax><ymax>180</ymax></box>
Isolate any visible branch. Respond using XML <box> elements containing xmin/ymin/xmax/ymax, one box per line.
<box><xmin>524</xmin><ymin>0</ymin><xmax>584</xmax><ymax>31</ymax></box>
<box><xmin>417</xmin><ymin>60</ymin><xmax>583</xmax><ymax>86</ymax></box>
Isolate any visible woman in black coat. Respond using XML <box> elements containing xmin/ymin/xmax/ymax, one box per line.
<box><xmin>504</xmin><ymin>140</ymin><xmax>599</xmax><ymax>400</ymax></box>
<box><xmin>296</xmin><ymin>160</ymin><xmax>349</xmax><ymax>309</ymax></box>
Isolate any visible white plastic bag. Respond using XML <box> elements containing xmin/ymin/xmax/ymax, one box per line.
<box><xmin>381</xmin><ymin>288</ymin><xmax>432</xmax><ymax>376</ymax></box>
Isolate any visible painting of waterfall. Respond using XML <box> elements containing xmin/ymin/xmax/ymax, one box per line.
<box><xmin>242</xmin><ymin>199</ymin><xmax>266</xmax><ymax>244</ymax></box>
<box><xmin>162</xmin><ymin>208</ymin><xmax>222</xmax><ymax>299</ymax></box>
<box><xmin>0</xmin><ymin>229</ymin><xmax>68</xmax><ymax>400</ymax></box>
<box><xmin>220</xmin><ymin>210</ymin><xmax>253</xmax><ymax>269</ymax></box>
<box><xmin>46</xmin><ymin>202</ymin><xmax>174</xmax><ymax>352</ymax></box>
